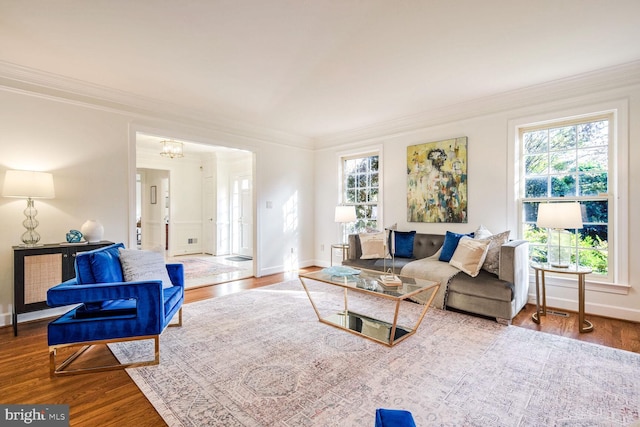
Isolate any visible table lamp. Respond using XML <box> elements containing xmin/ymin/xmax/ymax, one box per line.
<box><xmin>536</xmin><ymin>202</ymin><xmax>583</xmax><ymax>268</ymax></box>
<box><xmin>2</xmin><ymin>170</ymin><xmax>55</xmax><ymax>247</ymax></box>
<box><xmin>334</xmin><ymin>205</ymin><xmax>356</xmax><ymax>244</ymax></box>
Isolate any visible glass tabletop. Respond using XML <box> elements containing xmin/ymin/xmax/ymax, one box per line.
<box><xmin>531</xmin><ymin>263</ymin><xmax>592</xmax><ymax>274</ymax></box>
<box><xmin>299</xmin><ymin>267</ymin><xmax>439</xmax><ymax>300</ymax></box>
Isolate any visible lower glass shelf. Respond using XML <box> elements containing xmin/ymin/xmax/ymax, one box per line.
<box><xmin>323</xmin><ymin>311</ymin><xmax>412</xmax><ymax>345</ymax></box>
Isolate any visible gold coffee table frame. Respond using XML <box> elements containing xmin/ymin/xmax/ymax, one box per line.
<box><xmin>299</xmin><ymin>269</ymin><xmax>440</xmax><ymax>347</ymax></box>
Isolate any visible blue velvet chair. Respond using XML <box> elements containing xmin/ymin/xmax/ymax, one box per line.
<box><xmin>375</xmin><ymin>408</ymin><xmax>417</xmax><ymax>427</ymax></box>
<box><xmin>46</xmin><ymin>243</ymin><xmax>184</xmax><ymax>376</ymax></box>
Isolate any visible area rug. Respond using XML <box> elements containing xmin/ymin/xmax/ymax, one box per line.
<box><xmin>167</xmin><ymin>257</ymin><xmax>243</xmax><ymax>288</ymax></box>
<box><xmin>110</xmin><ymin>280</ymin><xmax>640</xmax><ymax>426</ymax></box>
<box><xmin>226</xmin><ymin>256</ymin><xmax>252</xmax><ymax>262</ymax></box>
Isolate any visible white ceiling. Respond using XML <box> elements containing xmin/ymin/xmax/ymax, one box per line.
<box><xmin>1</xmin><ymin>0</ymin><xmax>640</xmax><ymax>140</ymax></box>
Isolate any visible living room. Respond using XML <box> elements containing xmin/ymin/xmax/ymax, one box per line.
<box><xmin>1</xmin><ymin>1</ymin><xmax>639</xmax><ymax>426</ymax></box>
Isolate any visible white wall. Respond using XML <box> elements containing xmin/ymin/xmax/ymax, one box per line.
<box><xmin>314</xmin><ymin>82</ymin><xmax>640</xmax><ymax>322</ymax></box>
<box><xmin>0</xmin><ymin>88</ymin><xmax>315</xmax><ymax>327</ymax></box>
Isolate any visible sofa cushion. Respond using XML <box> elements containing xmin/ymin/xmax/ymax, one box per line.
<box><xmin>118</xmin><ymin>248</ymin><xmax>173</xmax><ymax>289</ymax></box>
<box><xmin>74</xmin><ymin>299</ymin><xmax>137</xmax><ymax>319</ymax></box>
<box><xmin>439</xmin><ymin>231</ymin><xmax>473</xmax><ymax>262</ymax></box>
<box><xmin>448</xmin><ymin>270</ymin><xmax>514</xmax><ymax>302</ymax></box>
<box><xmin>359</xmin><ymin>232</ymin><xmax>388</xmax><ymax>259</ymax></box>
<box><xmin>478</xmin><ymin>230</ymin><xmax>510</xmax><ymax>275</ymax></box>
<box><xmin>393</xmin><ymin>231</ymin><xmax>416</xmax><ymax>258</ymax></box>
<box><xmin>449</xmin><ymin>237</ymin><xmax>490</xmax><ymax>277</ymax></box>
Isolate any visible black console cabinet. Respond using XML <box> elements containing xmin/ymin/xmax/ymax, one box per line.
<box><xmin>12</xmin><ymin>241</ymin><xmax>113</xmax><ymax>336</ymax></box>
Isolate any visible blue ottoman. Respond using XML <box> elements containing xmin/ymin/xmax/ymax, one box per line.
<box><xmin>375</xmin><ymin>408</ymin><xmax>417</xmax><ymax>427</ymax></box>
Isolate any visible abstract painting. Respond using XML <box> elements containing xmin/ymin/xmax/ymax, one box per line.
<box><xmin>407</xmin><ymin>137</ymin><xmax>468</xmax><ymax>223</ymax></box>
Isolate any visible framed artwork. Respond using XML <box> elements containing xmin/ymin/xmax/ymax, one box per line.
<box><xmin>150</xmin><ymin>185</ymin><xmax>157</xmax><ymax>204</ymax></box>
<box><xmin>407</xmin><ymin>136</ymin><xmax>468</xmax><ymax>223</ymax></box>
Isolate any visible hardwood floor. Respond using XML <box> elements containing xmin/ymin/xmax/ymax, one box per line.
<box><xmin>1</xmin><ymin>268</ymin><xmax>638</xmax><ymax>426</ymax></box>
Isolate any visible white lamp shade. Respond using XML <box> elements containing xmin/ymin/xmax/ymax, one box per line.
<box><xmin>536</xmin><ymin>202</ymin><xmax>583</xmax><ymax>229</ymax></box>
<box><xmin>334</xmin><ymin>205</ymin><xmax>356</xmax><ymax>223</ymax></box>
<box><xmin>2</xmin><ymin>170</ymin><xmax>55</xmax><ymax>199</ymax></box>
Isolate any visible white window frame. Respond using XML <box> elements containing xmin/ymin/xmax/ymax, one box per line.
<box><xmin>337</xmin><ymin>145</ymin><xmax>383</xmax><ymax>233</ymax></box>
<box><xmin>507</xmin><ymin>100</ymin><xmax>629</xmax><ymax>293</ymax></box>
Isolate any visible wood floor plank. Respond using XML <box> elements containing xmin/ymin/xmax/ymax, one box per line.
<box><xmin>1</xmin><ymin>267</ymin><xmax>638</xmax><ymax>426</ymax></box>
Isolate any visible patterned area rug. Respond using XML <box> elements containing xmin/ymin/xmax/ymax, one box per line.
<box><xmin>110</xmin><ymin>280</ymin><xmax>640</xmax><ymax>426</ymax></box>
<box><xmin>167</xmin><ymin>257</ymin><xmax>243</xmax><ymax>289</ymax></box>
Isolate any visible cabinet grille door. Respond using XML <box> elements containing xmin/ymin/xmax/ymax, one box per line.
<box><xmin>24</xmin><ymin>254</ymin><xmax>62</xmax><ymax>304</ymax></box>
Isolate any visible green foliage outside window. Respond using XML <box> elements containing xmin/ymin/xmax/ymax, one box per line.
<box><xmin>522</xmin><ymin>118</ymin><xmax>610</xmax><ymax>275</ymax></box>
<box><xmin>343</xmin><ymin>155</ymin><xmax>379</xmax><ymax>233</ymax></box>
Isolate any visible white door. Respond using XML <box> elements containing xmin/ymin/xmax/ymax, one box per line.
<box><xmin>233</xmin><ymin>175</ymin><xmax>253</xmax><ymax>257</ymax></box>
<box><xmin>139</xmin><ymin>168</ymin><xmax>168</xmax><ymax>251</ymax></box>
<box><xmin>203</xmin><ymin>176</ymin><xmax>216</xmax><ymax>255</ymax></box>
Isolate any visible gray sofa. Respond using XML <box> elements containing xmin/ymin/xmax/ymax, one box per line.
<box><xmin>342</xmin><ymin>233</ymin><xmax>530</xmax><ymax>324</ymax></box>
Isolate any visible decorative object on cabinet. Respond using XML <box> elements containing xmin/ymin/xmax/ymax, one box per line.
<box><xmin>12</xmin><ymin>241</ymin><xmax>113</xmax><ymax>336</ymax></box>
<box><xmin>65</xmin><ymin>229</ymin><xmax>83</xmax><ymax>243</ymax></box>
<box><xmin>80</xmin><ymin>219</ymin><xmax>104</xmax><ymax>243</ymax></box>
<box><xmin>2</xmin><ymin>169</ymin><xmax>55</xmax><ymax>246</ymax></box>
<box><xmin>407</xmin><ymin>137</ymin><xmax>467</xmax><ymax>223</ymax></box>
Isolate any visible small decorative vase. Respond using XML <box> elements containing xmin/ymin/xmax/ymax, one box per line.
<box><xmin>66</xmin><ymin>229</ymin><xmax>83</xmax><ymax>243</ymax></box>
<box><xmin>81</xmin><ymin>220</ymin><xmax>104</xmax><ymax>243</ymax></box>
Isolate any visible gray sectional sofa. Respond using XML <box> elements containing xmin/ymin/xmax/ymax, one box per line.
<box><xmin>342</xmin><ymin>232</ymin><xmax>530</xmax><ymax>324</ymax></box>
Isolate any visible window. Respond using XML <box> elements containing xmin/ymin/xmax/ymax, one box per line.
<box><xmin>521</xmin><ymin>115</ymin><xmax>611</xmax><ymax>277</ymax></box>
<box><xmin>341</xmin><ymin>153</ymin><xmax>379</xmax><ymax>234</ymax></box>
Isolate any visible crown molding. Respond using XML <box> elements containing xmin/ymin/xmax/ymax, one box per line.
<box><xmin>2</xmin><ymin>60</ymin><xmax>639</xmax><ymax>152</ymax></box>
<box><xmin>314</xmin><ymin>60</ymin><xmax>640</xmax><ymax>148</ymax></box>
<box><xmin>0</xmin><ymin>61</ymin><xmax>313</xmax><ymax>150</ymax></box>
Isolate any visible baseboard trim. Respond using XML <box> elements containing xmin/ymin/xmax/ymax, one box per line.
<box><xmin>527</xmin><ymin>293</ymin><xmax>640</xmax><ymax>323</ymax></box>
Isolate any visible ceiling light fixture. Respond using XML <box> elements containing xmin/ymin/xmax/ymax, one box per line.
<box><xmin>160</xmin><ymin>140</ymin><xmax>184</xmax><ymax>159</ymax></box>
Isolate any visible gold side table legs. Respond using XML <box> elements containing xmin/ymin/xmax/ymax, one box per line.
<box><xmin>531</xmin><ymin>264</ymin><xmax>593</xmax><ymax>334</ymax></box>
<box><xmin>532</xmin><ymin>267</ymin><xmax>547</xmax><ymax>324</ymax></box>
<box><xmin>577</xmin><ymin>273</ymin><xmax>594</xmax><ymax>333</ymax></box>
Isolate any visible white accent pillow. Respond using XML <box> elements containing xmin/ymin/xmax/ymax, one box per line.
<box><xmin>359</xmin><ymin>232</ymin><xmax>389</xmax><ymax>259</ymax></box>
<box><xmin>473</xmin><ymin>224</ymin><xmax>493</xmax><ymax>240</ymax></box>
<box><xmin>449</xmin><ymin>237</ymin><xmax>490</xmax><ymax>277</ymax></box>
<box><xmin>118</xmin><ymin>248</ymin><xmax>173</xmax><ymax>289</ymax></box>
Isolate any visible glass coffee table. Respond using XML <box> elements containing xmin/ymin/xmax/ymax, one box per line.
<box><xmin>298</xmin><ymin>267</ymin><xmax>440</xmax><ymax>347</ymax></box>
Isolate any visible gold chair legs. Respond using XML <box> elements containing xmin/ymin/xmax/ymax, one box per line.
<box><xmin>49</xmin><ymin>335</ymin><xmax>159</xmax><ymax>377</ymax></box>
<box><xmin>168</xmin><ymin>307</ymin><xmax>183</xmax><ymax>327</ymax></box>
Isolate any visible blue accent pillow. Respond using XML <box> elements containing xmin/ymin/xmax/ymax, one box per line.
<box><xmin>393</xmin><ymin>231</ymin><xmax>416</xmax><ymax>258</ymax></box>
<box><xmin>75</xmin><ymin>242</ymin><xmax>125</xmax><ymax>284</ymax></box>
<box><xmin>439</xmin><ymin>231</ymin><xmax>473</xmax><ymax>262</ymax></box>
<box><xmin>90</xmin><ymin>250</ymin><xmax>124</xmax><ymax>283</ymax></box>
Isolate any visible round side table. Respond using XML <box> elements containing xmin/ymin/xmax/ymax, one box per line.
<box><xmin>330</xmin><ymin>243</ymin><xmax>349</xmax><ymax>266</ymax></box>
<box><xmin>531</xmin><ymin>263</ymin><xmax>593</xmax><ymax>333</ymax></box>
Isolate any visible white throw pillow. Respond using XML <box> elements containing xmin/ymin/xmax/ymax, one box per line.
<box><xmin>118</xmin><ymin>248</ymin><xmax>173</xmax><ymax>289</ymax></box>
<box><xmin>473</xmin><ymin>224</ymin><xmax>493</xmax><ymax>240</ymax></box>
<box><xmin>449</xmin><ymin>237</ymin><xmax>490</xmax><ymax>277</ymax></box>
<box><xmin>359</xmin><ymin>232</ymin><xmax>389</xmax><ymax>259</ymax></box>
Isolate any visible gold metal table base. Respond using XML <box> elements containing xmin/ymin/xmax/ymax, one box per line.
<box><xmin>299</xmin><ymin>270</ymin><xmax>440</xmax><ymax>347</ymax></box>
<box><xmin>531</xmin><ymin>263</ymin><xmax>593</xmax><ymax>334</ymax></box>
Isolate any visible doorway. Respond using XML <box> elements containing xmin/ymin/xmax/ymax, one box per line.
<box><xmin>232</xmin><ymin>174</ymin><xmax>253</xmax><ymax>258</ymax></box>
<box><xmin>134</xmin><ymin>132</ymin><xmax>255</xmax><ymax>281</ymax></box>
<box><xmin>136</xmin><ymin>169</ymin><xmax>169</xmax><ymax>251</ymax></box>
